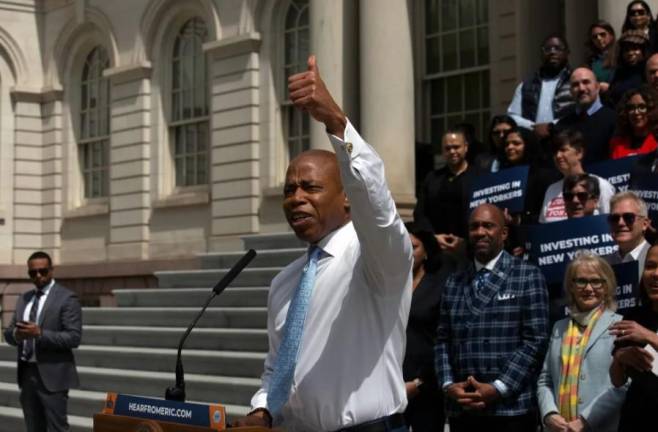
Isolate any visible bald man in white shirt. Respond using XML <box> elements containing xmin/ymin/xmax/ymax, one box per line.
<box><xmin>232</xmin><ymin>55</ymin><xmax>413</xmax><ymax>432</ymax></box>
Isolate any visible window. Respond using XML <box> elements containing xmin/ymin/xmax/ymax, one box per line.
<box><xmin>282</xmin><ymin>0</ymin><xmax>310</xmax><ymax>159</ymax></box>
<box><xmin>424</xmin><ymin>0</ymin><xmax>490</xmax><ymax>151</ymax></box>
<box><xmin>171</xmin><ymin>17</ymin><xmax>209</xmax><ymax>187</ymax></box>
<box><xmin>79</xmin><ymin>46</ymin><xmax>110</xmax><ymax>199</ymax></box>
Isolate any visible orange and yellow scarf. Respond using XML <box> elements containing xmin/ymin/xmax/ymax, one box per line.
<box><xmin>557</xmin><ymin>305</ymin><xmax>604</xmax><ymax>421</ymax></box>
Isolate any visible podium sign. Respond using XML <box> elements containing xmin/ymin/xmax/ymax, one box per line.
<box><xmin>102</xmin><ymin>393</ymin><xmax>226</xmax><ymax>430</ymax></box>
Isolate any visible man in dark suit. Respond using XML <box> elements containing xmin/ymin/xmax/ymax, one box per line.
<box><xmin>555</xmin><ymin>67</ymin><xmax>616</xmax><ymax>164</ymax></box>
<box><xmin>413</xmin><ymin>128</ymin><xmax>478</xmax><ymax>253</ymax></box>
<box><xmin>435</xmin><ymin>204</ymin><xmax>549</xmax><ymax>432</ymax></box>
<box><xmin>3</xmin><ymin>251</ymin><xmax>82</xmax><ymax>432</ymax></box>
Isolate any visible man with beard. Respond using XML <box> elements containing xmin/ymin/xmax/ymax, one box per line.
<box><xmin>555</xmin><ymin>67</ymin><xmax>616</xmax><ymax>163</ymax></box>
<box><xmin>232</xmin><ymin>55</ymin><xmax>412</xmax><ymax>431</ymax></box>
<box><xmin>435</xmin><ymin>204</ymin><xmax>549</xmax><ymax>432</ymax></box>
<box><xmin>507</xmin><ymin>34</ymin><xmax>575</xmax><ymax>143</ymax></box>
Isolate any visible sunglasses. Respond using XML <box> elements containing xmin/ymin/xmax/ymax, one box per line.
<box><xmin>629</xmin><ymin>9</ymin><xmax>648</xmax><ymax>17</ymax></box>
<box><xmin>591</xmin><ymin>31</ymin><xmax>609</xmax><ymax>40</ymax></box>
<box><xmin>607</xmin><ymin>212</ymin><xmax>639</xmax><ymax>226</ymax></box>
<box><xmin>28</xmin><ymin>268</ymin><xmax>50</xmax><ymax>278</ymax></box>
<box><xmin>563</xmin><ymin>191</ymin><xmax>591</xmax><ymax>202</ymax></box>
<box><xmin>573</xmin><ymin>278</ymin><xmax>605</xmax><ymax>289</ymax></box>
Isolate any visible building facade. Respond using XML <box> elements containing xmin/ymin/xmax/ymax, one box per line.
<box><xmin>0</xmin><ymin>0</ymin><xmax>643</xmax><ymax>268</ymax></box>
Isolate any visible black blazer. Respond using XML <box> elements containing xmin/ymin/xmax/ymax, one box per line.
<box><xmin>3</xmin><ymin>282</ymin><xmax>82</xmax><ymax>392</ymax></box>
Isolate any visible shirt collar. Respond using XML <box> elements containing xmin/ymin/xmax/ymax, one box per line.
<box><xmin>577</xmin><ymin>96</ymin><xmax>603</xmax><ymax>117</ymax></box>
<box><xmin>36</xmin><ymin>278</ymin><xmax>55</xmax><ymax>296</ymax></box>
<box><xmin>474</xmin><ymin>249</ymin><xmax>504</xmax><ymax>272</ymax></box>
<box><xmin>315</xmin><ymin>221</ymin><xmax>353</xmax><ymax>259</ymax></box>
<box><xmin>622</xmin><ymin>239</ymin><xmax>649</xmax><ymax>262</ymax></box>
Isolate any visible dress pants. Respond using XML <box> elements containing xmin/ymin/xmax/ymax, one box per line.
<box><xmin>19</xmin><ymin>363</ymin><xmax>69</xmax><ymax>432</ymax></box>
<box><xmin>449</xmin><ymin>411</ymin><xmax>538</xmax><ymax>432</ymax></box>
<box><xmin>403</xmin><ymin>388</ymin><xmax>444</xmax><ymax>432</ymax></box>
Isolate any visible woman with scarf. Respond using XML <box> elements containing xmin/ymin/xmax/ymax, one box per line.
<box><xmin>609</xmin><ymin>242</ymin><xmax>658</xmax><ymax>431</ymax></box>
<box><xmin>537</xmin><ymin>251</ymin><xmax>626</xmax><ymax>432</ymax></box>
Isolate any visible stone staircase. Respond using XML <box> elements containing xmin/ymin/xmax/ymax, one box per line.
<box><xmin>0</xmin><ymin>233</ymin><xmax>304</xmax><ymax>432</ymax></box>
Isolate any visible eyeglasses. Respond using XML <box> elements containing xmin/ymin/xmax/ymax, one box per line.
<box><xmin>629</xmin><ymin>8</ymin><xmax>648</xmax><ymax>17</ymax></box>
<box><xmin>542</xmin><ymin>45</ymin><xmax>566</xmax><ymax>54</ymax></box>
<box><xmin>626</xmin><ymin>103</ymin><xmax>648</xmax><ymax>113</ymax></box>
<box><xmin>28</xmin><ymin>268</ymin><xmax>50</xmax><ymax>278</ymax></box>
<box><xmin>607</xmin><ymin>212</ymin><xmax>639</xmax><ymax>225</ymax></box>
<box><xmin>563</xmin><ymin>191</ymin><xmax>591</xmax><ymax>202</ymax></box>
<box><xmin>573</xmin><ymin>278</ymin><xmax>605</xmax><ymax>289</ymax></box>
<box><xmin>591</xmin><ymin>31</ymin><xmax>609</xmax><ymax>40</ymax></box>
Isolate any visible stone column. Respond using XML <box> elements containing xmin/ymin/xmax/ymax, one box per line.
<box><xmin>309</xmin><ymin>0</ymin><xmax>358</xmax><ymax>150</ymax></box>
<box><xmin>204</xmin><ymin>34</ymin><xmax>262</xmax><ymax>251</ymax></box>
<box><xmin>104</xmin><ymin>64</ymin><xmax>153</xmax><ymax>260</ymax></box>
<box><xmin>359</xmin><ymin>0</ymin><xmax>416</xmax><ymax>216</ymax></box>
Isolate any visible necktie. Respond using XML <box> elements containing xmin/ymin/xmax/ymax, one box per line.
<box><xmin>22</xmin><ymin>289</ymin><xmax>43</xmax><ymax>361</ymax></box>
<box><xmin>474</xmin><ymin>268</ymin><xmax>489</xmax><ymax>291</ymax></box>
<box><xmin>267</xmin><ymin>246</ymin><xmax>322</xmax><ymax>419</ymax></box>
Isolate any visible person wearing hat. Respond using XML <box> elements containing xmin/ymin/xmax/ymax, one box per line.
<box><xmin>402</xmin><ymin>221</ymin><xmax>463</xmax><ymax>431</ymax></box>
<box><xmin>607</xmin><ymin>29</ymin><xmax>651</xmax><ymax>108</ymax></box>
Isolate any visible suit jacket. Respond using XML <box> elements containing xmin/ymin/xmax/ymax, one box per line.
<box><xmin>3</xmin><ymin>282</ymin><xmax>82</xmax><ymax>392</ymax></box>
<box><xmin>605</xmin><ymin>240</ymin><xmax>651</xmax><ymax>284</ymax></box>
<box><xmin>435</xmin><ymin>250</ymin><xmax>550</xmax><ymax>416</ymax></box>
<box><xmin>413</xmin><ymin>164</ymin><xmax>479</xmax><ymax>238</ymax></box>
<box><xmin>537</xmin><ymin>309</ymin><xmax>626</xmax><ymax>432</ymax></box>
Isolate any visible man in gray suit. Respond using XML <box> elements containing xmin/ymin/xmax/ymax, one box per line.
<box><xmin>605</xmin><ymin>192</ymin><xmax>652</xmax><ymax>281</ymax></box>
<box><xmin>3</xmin><ymin>251</ymin><xmax>82</xmax><ymax>432</ymax></box>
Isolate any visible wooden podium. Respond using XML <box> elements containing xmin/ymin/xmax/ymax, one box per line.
<box><xmin>93</xmin><ymin>413</ymin><xmax>271</xmax><ymax>431</ymax></box>
<box><xmin>94</xmin><ymin>393</ymin><xmax>277</xmax><ymax>432</ymax></box>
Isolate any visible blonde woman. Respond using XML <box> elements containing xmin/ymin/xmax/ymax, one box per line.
<box><xmin>537</xmin><ymin>251</ymin><xmax>626</xmax><ymax>432</ymax></box>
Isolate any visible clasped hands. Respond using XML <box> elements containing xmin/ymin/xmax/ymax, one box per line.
<box><xmin>544</xmin><ymin>413</ymin><xmax>586</xmax><ymax>432</ymax></box>
<box><xmin>14</xmin><ymin>321</ymin><xmax>41</xmax><ymax>341</ymax></box>
<box><xmin>445</xmin><ymin>376</ymin><xmax>499</xmax><ymax>410</ymax></box>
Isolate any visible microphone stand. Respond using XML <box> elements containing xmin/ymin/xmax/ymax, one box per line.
<box><xmin>165</xmin><ymin>249</ymin><xmax>257</xmax><ymax>401</ymax></box>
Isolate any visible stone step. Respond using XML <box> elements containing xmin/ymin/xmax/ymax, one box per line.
<box><xmin>0</xmin><ymin>381</ymin><xmax>104</xmax><ymax>418</ymax></box>
<box><xmin>0</xmin><ymin>361</ymin><xmax>260</xmax><ymax>407</ymax></box>
<box><xmin>155</xmin><ymin>268</ymin><xmax>280</xmax><ymax>289</ymax></box>
<box><xmin>0</xmin><ymin>382</ymin><xmax>250</xmax><ymax>425</ymax></box>
<box><xmin>0</xmin><ymin>405</ymin><xmax>92</xmax><ymax>432</ymax></box>
<box><xmin>82</xmin><ymin>307</ymin><xmax>267</xmax><ymax>328</ymax></box>
<box><xmin>0</xmin><ymin>345</ymin><xmax>265</xmax><ymax>378</ymax></box>
<box><xmin>241</xmin><ymin>232</ymin><xmax>305</xmax><ymax>250</ymax></box>
<box><xmin>199</xmin><ymin>249</ymin><xmax>303</xmax><ymax>269</ymax></box>
<box><xmin>114</xmin><ymin>287</ymin><xmax>269</xmax><ymax>308</ymax></box>
<box><xmin>81</xmin><ymin>326</ymin><xmax>268</xmax><ymax>351</ymax></box>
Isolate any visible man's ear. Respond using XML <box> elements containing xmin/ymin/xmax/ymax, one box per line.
<box><xmin>343</xmin><ymin>192</ymin><xmax>350</xmax><ymax>213</ymax></box>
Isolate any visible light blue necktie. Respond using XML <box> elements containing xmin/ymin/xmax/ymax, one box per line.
<box><xmin>267</xmin><ymin>246</ymin><xmax>322</xmax><ymax>419</ymax></box>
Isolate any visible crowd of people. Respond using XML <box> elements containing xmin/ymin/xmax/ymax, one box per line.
<box><xmin>406</xmin><ymin>2</ymin><xmax>658</xmax><ymax>431</ymax></box>
<box><xmin>233</xmin><ymin>3</ymin><xmax>658</xmax><ymax>432</ymax></box>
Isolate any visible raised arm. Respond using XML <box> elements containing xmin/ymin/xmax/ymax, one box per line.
<box><xmin>289</xmin><ymin>55</ymin><xmax>412</xmax><ymax>291</ymax></box>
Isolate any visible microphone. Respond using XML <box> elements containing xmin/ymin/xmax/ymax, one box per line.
<box><xmin>165</xmin><ymin>249</ymin><xmax>257</xmax><ymax>401</ymax></box>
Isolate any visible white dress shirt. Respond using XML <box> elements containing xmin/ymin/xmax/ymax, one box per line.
<box><xmin>21</xmin><ymin>279</ymin><xmax>55</xmax><ymax>362</ymax></box>
<box><xmin>250</xmin><ymin>121</ymin><xmax>413</xmax><ymax>431</ymax></box>
<box><xmin>507</xmin><ymin>76</ymin><xmax>560</xmax><ymax>129</ymax></box>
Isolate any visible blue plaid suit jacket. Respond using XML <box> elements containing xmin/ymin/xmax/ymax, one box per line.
<box><xmin>435</xmin><ymin>250</ymin><xmax>549</xmax><ymax>416</ymax></box>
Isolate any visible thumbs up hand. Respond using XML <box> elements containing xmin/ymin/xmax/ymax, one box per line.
<box><xmin>288</xmin><ymin>55</ymin><xmax>347</xmax><ymax>138</ymax></box>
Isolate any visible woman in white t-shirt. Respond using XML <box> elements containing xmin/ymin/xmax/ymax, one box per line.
<box><xmin>540</xmin><ymin>129</ymin><xmax>615</xmax><ymax>223</ymax></box>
